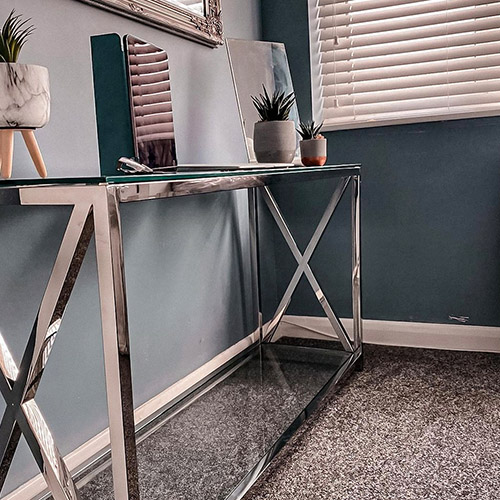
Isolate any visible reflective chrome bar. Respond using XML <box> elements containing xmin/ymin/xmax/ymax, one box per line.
<box><xmin>115</xmin><ymin>166</ymin><xmax>360</xmax><ymax>203</ymax></box>
<box><xmin>0</xmin><ymin>202</ymin><xmax>94</xmax><ymax>500</ymax></box>
<box><xmin>352</xmin><ymin>175</ymin><xmax>362</xmax><ymax>351</ymax></box>
<box><xmin>248</xmin><ymin>188</ymin><xmax>263</xmax><ymax>342</ymax></box>
<box><xmin>93</xmin><ymin>186</ymin><xmax>139</xmax><ymax>500</ymax></box>
<box><xmin>260</xmin><ymin>181</ymin><xmax>354</xmax><ymax>352</ymax></box>
<box><xmin>18</xmin><ymin>184</ymin><xmax>139</xmax><ymax>500</ymax></box>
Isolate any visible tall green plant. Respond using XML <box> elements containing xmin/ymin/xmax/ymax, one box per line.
<box><xmin>0</xmin><ymin>10</ymin><xmax>35</xmax><ymax>63</ymax></box>
<box><xmin>251</xmin><ymin>85</ymin><xmax>295</xmax><ymax>122</ymax></box>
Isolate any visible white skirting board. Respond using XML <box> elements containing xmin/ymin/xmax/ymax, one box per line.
<box><xmin>275</xmin><ymin>315</ymin><xmax>500</xmax><ymax>353</ymax></box>
<box><xmin>4</xmin><ymin>328</ymin><xmax>260</xmax><ymax>500</ymax></box>
<box><xmin>7</xmin><ymin>316</ymin><xmax>500</xmax><ymax>499</ymax></box>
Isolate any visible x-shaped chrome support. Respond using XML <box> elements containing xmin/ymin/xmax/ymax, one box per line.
<box><xmin>260</xmin><ymin>176</ymin><xmax>360</xmax><ymax>352</ymax></box>
<box><xmin>0</xmin><ymin>171</ymin><xmax>361</xmax><ymax>500</ymax></box>
<box><xmin>0</xmin><ymin>203</ymin><xmax>94</xmax><ymax>499</ymax></box>
<box><xmin>0</xmin><ymin>185</ymin><xmax>140</xmax><ymax>500</ymax></box>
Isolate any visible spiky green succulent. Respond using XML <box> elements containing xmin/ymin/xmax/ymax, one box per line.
<box><xmin>297</xmin><ymin>120</ymin><xmax>324</xmax><ymax>140</ymax></box>
<box><xmin>251</xmin><ymin>85</ymin><xmax>295</xmax><ymax>122</ymax></box>
<box><xmin>0</xmin><ymin>10</ymin><xmax>35</xmax><ymax>63</ymax></box>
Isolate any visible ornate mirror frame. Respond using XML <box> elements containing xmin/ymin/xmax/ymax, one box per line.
<box><xmin>78</xmin><ymin>0</ymin><xmax>223</xmax><ymax>47</ymax></box>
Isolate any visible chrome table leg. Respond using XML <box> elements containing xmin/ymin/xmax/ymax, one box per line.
<box><xmin>93</xmin><ymin>186</ymin><xmax>139</xmax><ymax>500</ymax></box>
<box><xmin>18</xmin><ymin>185</ymin><xmax>140</xmax><ymax>500</ymax></box>
<box><xmin>0</xmin><ymin>202</ymin><xmax>94</xmax><ymax>500</ymax></box>
<box><xmin>351</xmin><ymin>175</ymin><xmax>363</xmax><ymax>365</ymax></box>
<box><xmin>248</xmin><ymin>188</ymin><xmax>263</xmax><ymax>342</ymax></box>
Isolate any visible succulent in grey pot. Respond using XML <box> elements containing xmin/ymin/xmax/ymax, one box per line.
<box><xmin>251</xmin><ymin>85</ymin><xmax>296</xmax><ymax>164</ymax></box>
<box><xmin>297</xmin><ymin>120</ymin><xmax>326</xmax><ymax>167</ymax></box>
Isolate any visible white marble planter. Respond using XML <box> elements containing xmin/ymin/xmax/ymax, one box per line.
<box><xmin>0</xmin><ymin>63</ymin><xmax>50</xmax><ymax>129</ymax></box>
<box><xmin>253</xmin><ymin>120</ymin><xmax>297</xmax><ymax>163</ymax></box>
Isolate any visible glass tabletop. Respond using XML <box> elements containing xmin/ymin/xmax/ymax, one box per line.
<box><xmin>0</xmin><ymin>164</ymin><xmax>360</xmax><ymax>188</ymax></box>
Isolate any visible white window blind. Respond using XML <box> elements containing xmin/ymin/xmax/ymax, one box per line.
<box><xmin>312</xmin><ymin>0</ymin><xmax>500</xmax><ymax>129</ymax></box>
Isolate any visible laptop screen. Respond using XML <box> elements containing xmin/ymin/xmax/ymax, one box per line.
<box><xmin>124</xmin><ymin>34</ymin><xmax>177</xmax><ymax>168</ymax></box>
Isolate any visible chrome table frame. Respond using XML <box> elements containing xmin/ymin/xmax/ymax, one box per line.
<box><xmin>0</xmin><ymin>165</ymin><xmax>362</xmax><ymax>500</ymax></box>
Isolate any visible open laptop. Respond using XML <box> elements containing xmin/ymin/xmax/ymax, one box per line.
<box><xmin>121</xmin><ymin>35</ymin><xmax>296</xmax><ymax>175</ymax></box>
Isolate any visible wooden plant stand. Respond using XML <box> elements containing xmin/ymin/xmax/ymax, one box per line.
<box><xmin>0</xmin><ymin>129</ymin><xmax>48</xmax><ymax>179</ymax></box>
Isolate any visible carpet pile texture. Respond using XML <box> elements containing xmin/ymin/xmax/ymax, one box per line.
<box><xmin>246</xmin><ymin>344</ymin><xmax>500</xmax><ymax>500</ymax></box>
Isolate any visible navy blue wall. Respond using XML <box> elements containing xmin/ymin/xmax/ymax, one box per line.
<box><xmin>261</xmin><ymin>0</ymin><xmax>500</xmax><ymax>326</ymax></box>
<box><xmin>261</xmin><ymin>0</ymin><xmax>312</xmax><ymax>122</ymax></box>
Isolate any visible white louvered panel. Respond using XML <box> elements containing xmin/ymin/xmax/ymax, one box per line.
<box><xmin>323</xmin><ymin>66</ymin><xmax>500</xmax><ymax>96</ymax></box>
<box><xmin>321</xmin><ymin>29</ymin><xmax>500</xmax><ymax>66</ymax></box>
<box><xmin>319</xmin><ymin>0</ymin><xmax>493</xmax><ymax>19</ymax></box>
<box><xmin>319</xmin><ymin>0</ymin><xmax>499</xmax><ymax>26</ymax></box>
<box><xmin>321</xmin><ymin>40</ymin><xmax>500</xmax><ymax>74</ymax></box>
<box><xmin>323</xmin><ymin>102</ymin><xmax>500</xmax><ymax>129</ymax></box>
<box><xmin>324</xmin><ymin>79</ymin><xmax>500</xmax><ymax>107</ymax></box>
<box><xmin>320</xmin><ymin>0</ymin><xmax>417</xmax><ymax>8</ymax></box>
<box><xmin>127</xmin><ymin>35</ymin><xmax>177</xmax><ymax>153</ymax></box>
<box><xmin>321</xmin><ymin>53</ymin><xmax>500</xmax><ymax>86</ymax></box>
<box><xmin>319</xmin><ymin>3</ymin><xmax>500</xmax><ymax>37</ymax></box>
<box><xmin>320</xmin><ymin>19</ymin><xmax>500</xmax><ymax>54</ymax></box>
<box><xmin>128</xmin><ymin>42</ymin><xmax>163</xmax><ymax>55</ymax></box>
<box><xmin>323</xmin><ymin>91</ymin><xmax>500</xmax><ymax>120</ymax></box>
<box><xmin>315</xmin><ymin>0</ymin><xmax>500</xmax><ymax>129</ymax></box>
<box><xmin>323</xmin><ymin>67</ymin><xmax>500</xmax><ymax>96</ymax></box>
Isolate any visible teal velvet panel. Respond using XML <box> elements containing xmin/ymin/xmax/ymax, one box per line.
<box><xmin>91</xmin><ymin>33</ymin><xmax>135</xmax><ymax>176</ymax></box>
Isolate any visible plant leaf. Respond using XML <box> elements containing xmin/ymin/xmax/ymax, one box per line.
<box><xmin>0</xmin><ymin>10</ymin><xmax>34</xmax><ymax>63</ymax></box>
<box><xmin>251</xmin><ymin>85</ymin><xmax>296</xmax><ymax>121</ymax></box>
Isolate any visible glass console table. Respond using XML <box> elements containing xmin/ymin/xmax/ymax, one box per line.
<box><xmin>0</xmin><ymin>164</ymin><xmax>362</xmax><ymax>500</ymax></box>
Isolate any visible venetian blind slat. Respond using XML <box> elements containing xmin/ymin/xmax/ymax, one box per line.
<box><xmin>319</xmin><ymin>0</ymin><xmax>496</xmax><ymax>24</ymax></box>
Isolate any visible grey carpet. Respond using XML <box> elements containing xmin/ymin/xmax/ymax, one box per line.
<box><xmin>245</xmin><ymin>344</ymin><xmax>500</xmax><ymax>500</ymax></box>
<box><xmin>80</xmin><ymin>343</ymin><xmax>349</xmax><ymax>499</ymax></box>
<box><xmin>80</xmin><ymin>344</ymin><xmax>500</xmax><ymax>499</ymax></box>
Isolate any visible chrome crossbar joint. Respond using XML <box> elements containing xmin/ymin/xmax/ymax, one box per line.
<box><xmin>260</xmin><ymin>178</ymin><xmax>354</xmax><ymax>352</ymax></box>
<box><xmin>0</xmin><ymin>203</ymin><xmax>94</xmax><ymax>500</ymax></box>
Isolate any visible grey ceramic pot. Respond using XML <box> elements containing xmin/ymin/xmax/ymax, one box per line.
<box><xmin>253</xmin><ymin>120</ymin><xmax>296</xmax><ymax>163</ymax></box>
<box><xmin>0</xmin><ymin>63</ymin><xmax>50</xmax><ymax>128</ymax></box>
<box><xmin>299</xmin><ymin>138</ymin><xmax>327</xmax><ymax>166</ymax></box>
